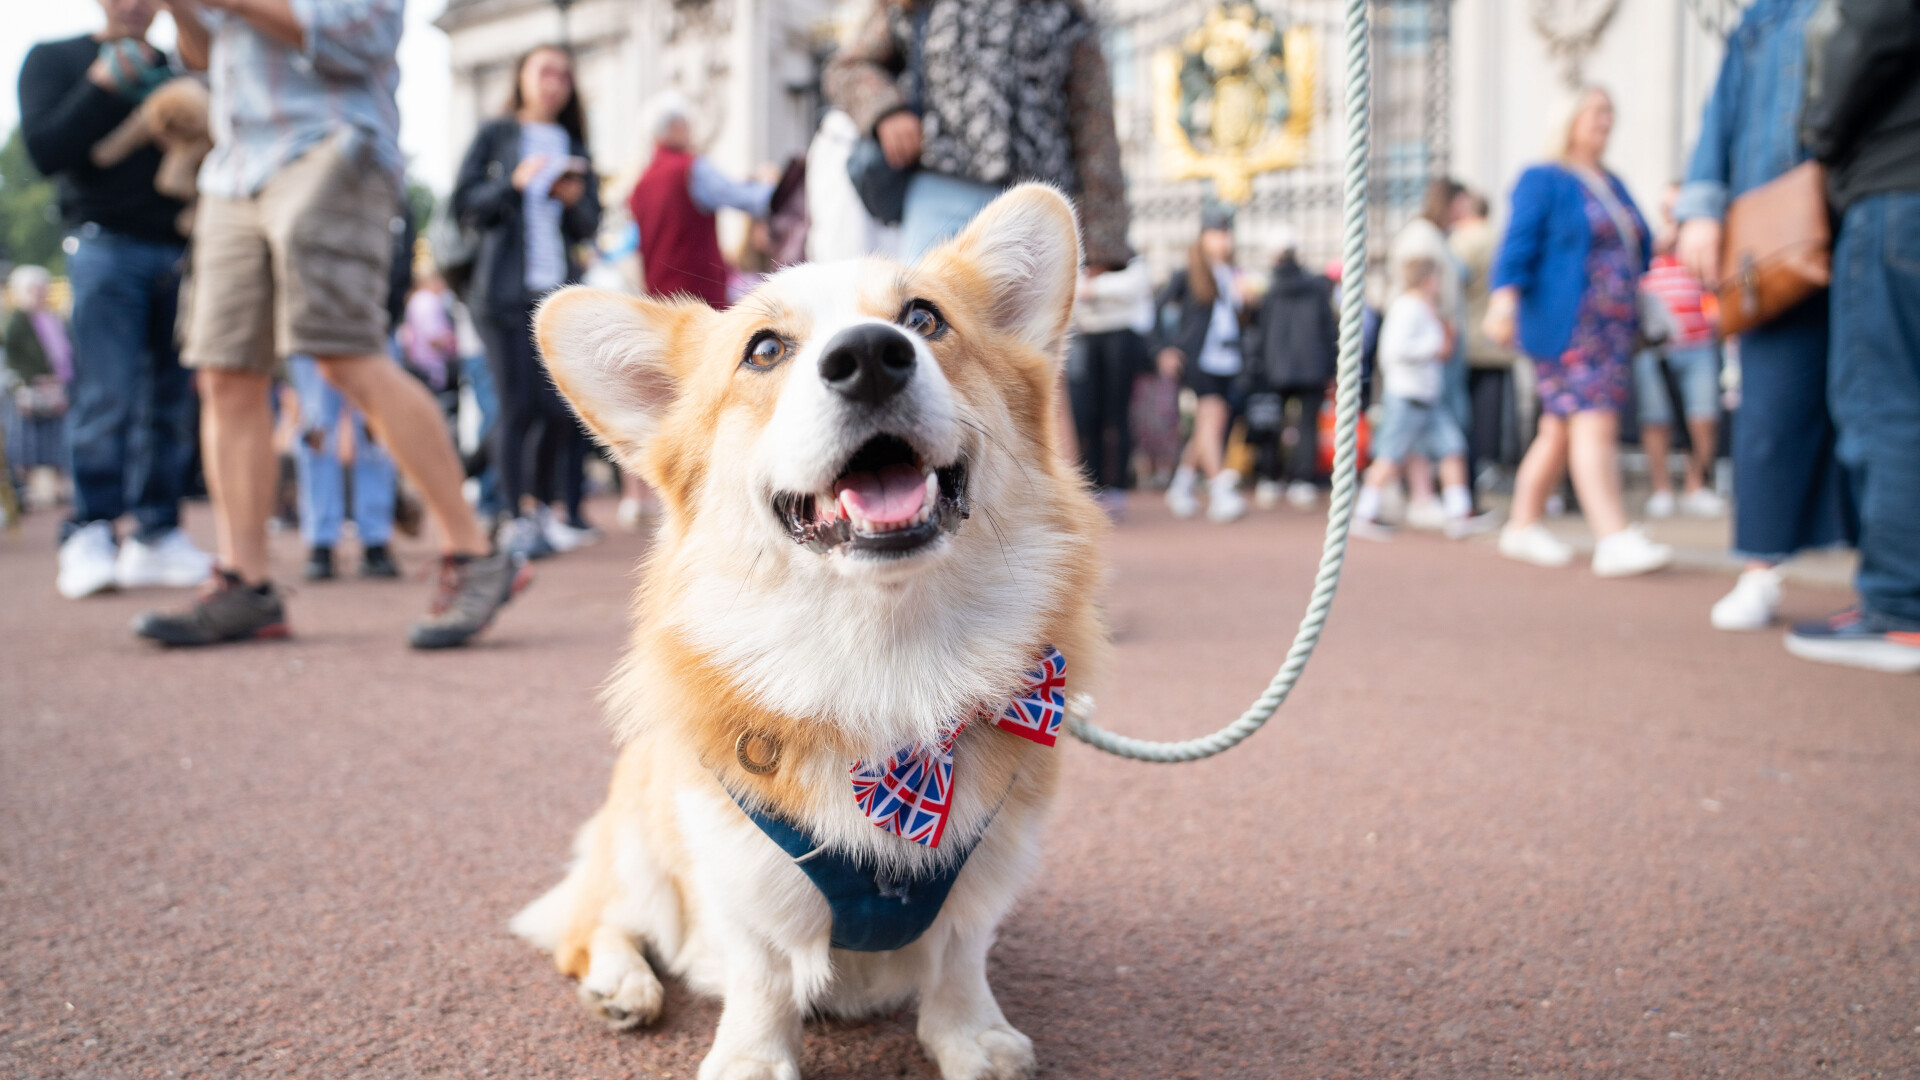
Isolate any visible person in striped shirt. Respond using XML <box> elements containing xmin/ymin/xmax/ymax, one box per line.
<box><xmin>1634</xmin><ymin>183</ymin><xmax>1727</xmax><ymax>522</ymax></box>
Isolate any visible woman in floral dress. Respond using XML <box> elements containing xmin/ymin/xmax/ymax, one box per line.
<box><xmin>1486</xmin><ymin>87</ymin><xmax>1674</xmax><ymax>577</ymax></box>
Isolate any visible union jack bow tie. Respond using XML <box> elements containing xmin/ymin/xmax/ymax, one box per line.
<box><xmin>849</xmin><ymin>645</ymin><xmax>1067</xmax><ymax>848</ymax></box>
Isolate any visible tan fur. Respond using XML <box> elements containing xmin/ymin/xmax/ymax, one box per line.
<box><xmin>519</xmin><ymin>186</ymin><xmax>1106</xmax><ymax>1080</ymax></box>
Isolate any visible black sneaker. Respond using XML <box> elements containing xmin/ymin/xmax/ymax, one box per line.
<box><xmin>305</xmin><ymin>545</ymin><xmax>336</xmax><ymax>581</ymax></box>
<box><xmin>132</xmin><ymin>572</ymin><xmax>290</xmax><ymax>646</ymax></box>
<box><xmin>360</xmin><ymin>543</ymin><xmax>400</xmax><ymax>579</ymax></box>
<box><xmin>406</xmin><ymin>550</ymin><xmax>532</xmax><ymax>650</ymax></box>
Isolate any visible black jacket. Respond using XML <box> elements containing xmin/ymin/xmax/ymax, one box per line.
<box><xmin>18</xmin><ymin>34</ymin><xmax>184</xmax><ymax>243</ymax></box>
<box><xmin>1150</xmin><ymin>267</ymin><xmax>1242</xmax><ymax>371</ymax></box>
<box><xmin>1801</xmin><ymin>0</ymin><xmax>1920</xmax><ymax>211</ymax></box>
<box><xmin>450</xmin><ymin>118</ymin><xmax>601</xmax><ymax>312</ymax></box>
<box><xmin>1245</xmin><ymin>256</ymin><xmax>1337</xmax><ymax>390</ymax></box>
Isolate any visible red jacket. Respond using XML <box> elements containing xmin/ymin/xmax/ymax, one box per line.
<box><xmin>630</xmin><ymin>145</ymin><xmax>729</xmax><ymax>308</ymax></box>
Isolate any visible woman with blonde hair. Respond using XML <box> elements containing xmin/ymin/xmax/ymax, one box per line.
<box><xmin>1486</xmin><ymin>86</ymin><xmax>1672</xmax><ymax>576</ymax></box>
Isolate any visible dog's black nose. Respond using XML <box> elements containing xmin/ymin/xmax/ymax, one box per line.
<box><xmin>818</xmin><ymin>324</ymin><xmax>915</xmax><ymax>407</ymax></box>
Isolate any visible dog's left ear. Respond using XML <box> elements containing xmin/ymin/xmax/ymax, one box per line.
<box><xmin>535</xmin><ymin>287</ymin><xmax>695</xmax><ymax>471</ymax></box>
<box><xmin>927</xmin><ymin>183</ymin><xmax>1082</xmax><ymax>361</ymax></box>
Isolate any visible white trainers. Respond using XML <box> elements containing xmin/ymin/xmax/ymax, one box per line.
<box><xmin>1498</xmin><ymin>523</ymin><xmax>1574</xmax><ymax>568</ymax></box>
<box><xmin>1286</xmin><ymin>481</ymin><xmax>1320</xmax><ymax>510</ymax></box>
<box><xmin>1591</xmin><ymin>525</ymin><xmax>1674</xmax><ymax>577</ymax></box>
<box><xmin>1253</xmin><ymin>479</ymin><xmax>1283</xmax><ymax>510</ymax></box>
<box><xmin>57</xmin><ymin>520</ymin><xmax>121</xmax><ymax>598</ymax></box>
<box><xmin>1681</xmin><ymin>488</ymin><xmax>1728</xmax><ymax>518</ymax></box>
<box><xmin>539</xmin><ymin>506</ymin><xmax>601</xmax><ymax>553</ymax></box>
<box><xmin>1711</xmin><ymin>566</ymin><xmax>1783</xmax><ymax>631</ymax></box>
<box><xmin>1443</xmin><ymin>511</ymin><xmax>1501</xmax><ymax>539</ymax></box>
<box><xmin>1165</xmin><ymin>467</ymin><xmax>1200</xmax><ymax>519</ymax></box>
<box><xmin>116</xmin><ymin>527</ymin><xmax>214</xmax><ymax>589</ymax></box>
<box><xmin>1206</xmin><ymin>470</ymin><xmax>1247</xmax><ymax>523</ymax></box>
<box><xmin>1404</xmin><ymin>499</ymin><xmax>1447</xmax><ymax>532</ymax></box>
<box><xmin>1645</xmin><ymin>490</ymin><xmax>1677</xmax><ymax>519</ymax></box>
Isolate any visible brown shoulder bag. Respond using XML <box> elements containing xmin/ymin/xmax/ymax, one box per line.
<box><xmin>1717</xmin><ymin>160</ymin><xmax>1831</xmax><ymax>336</ymax></box>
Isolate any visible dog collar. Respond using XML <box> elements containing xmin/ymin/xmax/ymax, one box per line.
<box><xmin>849</xmin><ymin>645</ymin><xmax>1065</xmax><ymax>847</ymax></box>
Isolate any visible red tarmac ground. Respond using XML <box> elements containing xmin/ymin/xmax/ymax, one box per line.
<box><xmin>2</xmin><ymin>497</ymin><xmax>1915</xmax><ymax>1079</ymax></box>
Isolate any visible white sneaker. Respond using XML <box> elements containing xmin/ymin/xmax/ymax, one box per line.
<box><xmin>1498</xmin><ymin>523</ymin><xmax>1574</xmax><ymax>568</ymax></box>
<box><xmin>57</xmin><ymin>521</ymin><xmax>121</xmax><ymax>598</ymax></box>
<box><xmin>1443</xmin><ymin>511</ymin><xmax>1501</xmax><ymax>539</ymax></box>
<box><xmin>539</xmin><ymin>507</ymin><xmax>600</xmax><ymax>553</ymax></box>
<box><xmin>1645</xmin><ymin>490</ymin><xmax>1677</xmax><ymax>519</ymax></box>
<box><xmin>116</xmin><ymin>527</ymin><xmax>214</xmax><ymax>589</ymax></box>
<box><xmin>616</xmin><ymin>497</ymin><xmax>644</xmax><ymax>530</ymax></box>
<box><xmin>1166</xmin><ymin>467</ymin><xmax>1200</xmax><ymax>519</ymax></box>
<box><xmin>1405</xmin><ymin>499</ymin><xmax>1447</xmax><ymax>531</ymax></box>
<box><xmin>1206</xmin><ymin>470</ymin><xmax>1247</xmax><ymax>523</ymax></box>
<box><xmin>1591</xmin><ymin>525</ymin><xmax>1674</xmax><ymax>577</ymax></box>
<box><xmin>1680</xmin><ymin>488</ymin><xmax>1728</xmax><ymax>518</ymax></box>
<box><xmin>1253</xmin><ymin>479</ymin><xmax>1283</xmax><ymax>510</ymax></box>
<box><xmin>1286</xmin><ymin>481</ymin><xmax>1320</xmax><ymax>510</ymax></box>
<box><xmin>1711</xmin><ymin>566</ymin><xmax>1783</xmax><ymax>631</ymax></box>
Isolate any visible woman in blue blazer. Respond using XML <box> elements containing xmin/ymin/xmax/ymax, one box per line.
<box><xmin>1486</xmin><ymin>87</ymin><xmax>1672</xmax><ymax>577</ymax></box>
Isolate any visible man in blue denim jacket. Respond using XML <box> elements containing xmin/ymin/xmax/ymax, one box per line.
<box><xmin>1786</xmin><ymin>0</ymin><xmax>1920</xmax><ymax>674</ymax></box>
<box><xmin>1672</xmin><ymin>0</ymin><xmax>1855</xmax><ymax>637</ymax></box>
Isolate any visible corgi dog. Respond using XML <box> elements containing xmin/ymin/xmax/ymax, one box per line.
<box><xmin>515</xmin><ymin>184</ymin><xmax>1108</xmax><ymax>1080</ymax></box>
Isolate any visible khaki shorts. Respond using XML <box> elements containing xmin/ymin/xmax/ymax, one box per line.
<box><xmin>182</xmin><ymin>133</ymin><xmax>400</xmax><ymax>372</ymax></box>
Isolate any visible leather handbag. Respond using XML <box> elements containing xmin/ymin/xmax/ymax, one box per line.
<box><xmin>1716</xmin><ymin>161</ymin><xmax>1830</xmax><ymax>337</ymax></box>
<box><xmin>846</xmin><ymin>3</ymin><xmax>930</xmax><ymax>226</ymax></box>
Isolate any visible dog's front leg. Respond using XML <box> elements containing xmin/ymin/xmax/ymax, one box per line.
<box><xmin>916</xmin><ymin>923</ymin><xmax>1035</xmax><ymax>1080</ymax></box>
<box><xmin>698</xmin><ymin>933</ymin><xmax>803</xmax><ymax>1080</ymax></box>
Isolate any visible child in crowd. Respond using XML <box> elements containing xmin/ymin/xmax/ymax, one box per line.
<box><xmin>1355</xmin><ymin>257</ymin><xmax>1491</xmax><ymax>539</ymax></box>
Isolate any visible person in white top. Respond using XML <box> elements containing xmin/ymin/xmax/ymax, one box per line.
<box><xmin>1353</xmin><ymin>258</ymin><xmax>1491</xmax><ymax>539</ymax></box>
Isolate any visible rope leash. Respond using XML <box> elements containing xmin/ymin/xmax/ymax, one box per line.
<box><xmin>1067</xmin><ymin>0</ymin><xmax>1370</xmax><ymax>763</ymax></box>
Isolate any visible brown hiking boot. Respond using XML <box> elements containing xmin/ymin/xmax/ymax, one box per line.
<box><xmin>407</xmin><ymin>549</ymin><xmax>531</xmax><ymax>649</ymax></box>
<box><xmin>131</xmin><ymin>572</ymin><xmax>290</xmax><ymax>646</ymax></box>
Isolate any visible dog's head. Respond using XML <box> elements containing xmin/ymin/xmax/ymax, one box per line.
<box><xmin>537</xmin><ymin>184</ymin><xmax>1099</xmax><ymax>747</ymax></box>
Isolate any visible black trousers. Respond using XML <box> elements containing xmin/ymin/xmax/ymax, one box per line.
<box><xmin>1245</xmin><ymin>383</ymin><xmax>1324</xmax><ymax>484</ymax></box>
<box><xmin>477</xmin><ymin>299</ymin><xmax>587</xmax><ymax>521</ymax></box>
<box><xmin>1467</xmin><ymin>365</ymin><xmax>1515</xmax><ymax>468</ymax></box>
<box><xmin>1068</xmin><ymin>330</ymin><xmax>1146</xmax><ymax>491</ymax></box>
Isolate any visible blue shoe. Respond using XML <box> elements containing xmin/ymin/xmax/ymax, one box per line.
<box><xmin>1784</xmin><ymin>608</ymin><xmax>1920</xmax><ymax>674</ymax></box>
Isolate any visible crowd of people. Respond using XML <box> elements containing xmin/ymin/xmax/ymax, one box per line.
<box><xmin>3</xmin><ymin>0</ymin><xmax>1914</xmax><ymax>674</ymax></box>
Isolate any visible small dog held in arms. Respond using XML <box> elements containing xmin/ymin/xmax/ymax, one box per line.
<box><xmin>515</xmin><ymin>184</ymin><xmax>1109</xmax><ymax>1080</ymax></box>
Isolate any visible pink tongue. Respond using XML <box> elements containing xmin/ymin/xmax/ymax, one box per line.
<box><xmin>835</xmin><ymin>464</ymin><xmax>927</xmax><ymax>524</ymax></box>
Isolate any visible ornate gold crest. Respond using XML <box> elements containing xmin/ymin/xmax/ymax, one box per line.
<box><xmin>1153</xmin><ymin>3</ymin><xmax>1316</xmax><ymax>204</ymax></box>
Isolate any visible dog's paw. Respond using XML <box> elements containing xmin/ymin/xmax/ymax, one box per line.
<box><xmin>923</xmin><ymin>1022</ymin><xmax>1036</xmax><ymax>1080</ymax></box>
<box><xmin>695</xmin><ymin>1051</ymin><xmax>801</xmax><ymax>1080</ymax></box>
<box><xmin>577</xmin><ymin>967</ymin><xmax>664</xmax><ymax>1031</ymax></box>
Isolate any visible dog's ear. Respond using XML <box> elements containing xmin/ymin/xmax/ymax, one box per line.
<box><xmin>535</xmin><ymin>287</ymin><xmax>694</xmax><ymax>470</ymax></box>
<box><xmin>926</xmin><ymin>182</ymin><xmax>1082</xmax><ymax>361</ymax></box>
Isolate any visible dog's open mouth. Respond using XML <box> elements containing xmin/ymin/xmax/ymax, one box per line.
<box><xmin>773</xmin><ymin>434</ymin><xmax>970</xmax><ymax>556</ymax></box>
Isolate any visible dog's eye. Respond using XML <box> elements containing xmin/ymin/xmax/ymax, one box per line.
<box><xmin>742</xmin><ymin>332</ymin><xmax>788</xmax><ymax>370</ymax></box>
<box><xmin>901</xmin><ymin>301</ymin><xmax>945</xmax><ymax>339</ymax></box>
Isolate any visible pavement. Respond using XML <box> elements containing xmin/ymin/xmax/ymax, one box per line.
<box><xmin>2</xmin><ymin>495</ymin><xmax>1915</xmax><ymax>1080</ymax></box>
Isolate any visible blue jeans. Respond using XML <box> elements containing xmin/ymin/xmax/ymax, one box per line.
<box><xmin>63</xmin><ymin>225</ymin><xmax>194</xmax><ymax>541</ymax></box>
<box><xmin>1830</xmin><ymin>192</ymin><xmax>1920</xmax><ymax>630</ymax></box>
<box><xmin>286</xmin><ymin>355</ymin><xmax>394</xmax><ymax>548</ymax></box>
<box><xmin>462</xmin><ymin>352</ymin><xmax>502</xmax><ymax>519</ymax></box>
<box><xmin>899</xmin><ymin>173</ymin><xmax>1001</xmax><ymax>262</ymax></box>
<box><xmin>1729</xmin><ymin>295</ymin><xmax>1852</xmax><ymax>562</ymax></box>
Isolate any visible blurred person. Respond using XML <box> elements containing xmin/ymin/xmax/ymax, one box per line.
<box><xmin>451</xmin><ymin>44</ymin><xmax>603</xmax><ymax>559</ymax></box>
<box><xmin>285</xmin><ymin>354</ymin><xmax>397</xmax><ymax>581</ymax></box>
<box><xmin>1787</xmin><ymin>0</ymin><xmax>1920</xmax><ymax>673</ymax></box>
<box><xmin>451</xmin><ymin>298</ymin><xmax>502</xmax><ymax>522</ymax></box>
<box><xmin>1635</xmin><ymin>183</ymin><xmax>1725</xmax><ymax>521</ymax></box>
<box><xmin>1487</xmin><ymin>86</ymin><xmax>1674</xmax><ymax>578</ymax></box>
<box><xmin>805</xmin><ymin>109</ymin><xmax>898</xmax><ymax>262</ymax></box>
<box><xmin>399</xmin><ymin>270</ymin><xmax>460</xmax><ymax>422</ymax></box>
<box><xmin>1068</xmin><ymin>259</ymin><xmax>1153</xmax><ymax>518</ymax></box>
<box><xmin>19</xmin><ymin>0</ymin><xmax>212</xmax><ymax>599</ymax></box>
<box><xmin>1389</xmin><ymin>178</ymin><xmax>1468</xmax><ymax>527</ymax></box>
<box><xmin>629</xmin><ymin>92</ymin><xmax>773</xmax><ymax>311</ymax></box>
<box><xmin>1130</xmin><ymin>348</ymin><xmax>1183</xmax><ymax>490</ymax></box>
<box><xmin>1244</xmin><ymin>225</ymin><xmax>1336</xmax><ymax>510</ymax></box>
<box><xmin>142</xmin><ymin>0</ymin><xmax>528</xmax><ymax>649</ymax></box>
<box><xmin>1353</xmin><ymin>257</ymin><xmax>1489</xmax><ymax>539</ymax></box>
<box><xmin>823</xmin><ymin>0</ymin><xmax>1130</xmax><ymax>269</ymax></box>
<box><xmin>1153</xmin><ymin>207</ymin><xmax>1248</xmax><ymax>523</ymax></box>
<box><xmin>1673</xmin><ymin>0</ymin><xmax>1853</xmax><ymax>632</ymax></box>
<box><xmin>1451</xmin><ymin>190</ymin><xmax>1523</xmax><ymax>477</ymax></box>
<box><xmin>4</xmin><ymin>267</ymin><xmax>73</xmax><ymax>509</ymax></box>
